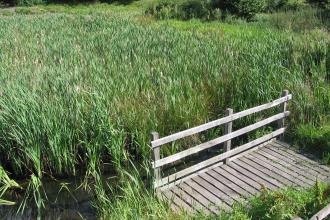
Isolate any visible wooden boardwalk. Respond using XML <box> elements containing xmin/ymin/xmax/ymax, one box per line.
<box><xmin>150</xmin><ymin>90</ymin><xmax>330</xmax><ymax>215</ymax></box>
<box><xmin>158</xmin><ymin>140</ymin><xmax>330</xmax><ymax>214</ymax></box>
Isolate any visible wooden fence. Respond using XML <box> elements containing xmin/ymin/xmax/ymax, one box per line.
<box><xmin>151</xmin><ymin>90</ymin><xmax>292</xmax><ymax>190</ymax></box>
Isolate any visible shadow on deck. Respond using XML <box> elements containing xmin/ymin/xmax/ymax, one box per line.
<box><xmin>158</xmin><ymin>140</ymin><xmax>330</xmax><ymax>214</ymax></box>
<box><xmin>150</xmin><ymin>90</ymin><xmax>330</xmax><ymax>215</ymax></box>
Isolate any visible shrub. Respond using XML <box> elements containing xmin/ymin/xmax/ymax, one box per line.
<box><xmin>265</xmin><ymin>7</ymin><xmax>329</xmax><ymax>31</ymax></box>
<box><xmin>307</xmin><ymin>0</ymin><xmax>329</xmax><ymax>9</ymax></box>
<box><xmin>213</xmin><ymin>0</ymin><xmax>266</xmax><ymax>20</ymax></box>
<box><xmin>286</xmin><ymin>0</ymin><xmax>308</xmax><ymax>10</ymax></box>
<box><xmin>293</xmin><ymin>123</ymin><xmax>330</xmax><ymax>164</ymax></box>
<box><xmin>145</xmin><ymin>0</ymin><xmax>179</xmax><ymax>19</ymax></box>
<box><xmin>233</xmin><ymin>0</ymin><xmax>266</xmax><ymax>20</ymax></box>
<box><xmin>1</xmin><ymin>0</ymin><xmax>45</xmax><ymax>6</ymax></box>
<box><xmin>327</xmin><ymin>43</ymin><xmax>330</xmax><ymax>81</ymax></box>
<box><xmin>264</xmin><ymin>0</ymin><xmax>289</xmax><ymax>12</ymax></box>
<box><xmin>148</xmin><ymin>0</ymin><xmax>266</xmax><ymax>21</ymax></box>
<box><xmin>146</xmin><ymin>0</ymin><xmax>213</xmax><ymax>20</ymax></box>
<box><xmin>180</xmin><ymin>0</ymin><xmax>212</xmax><ymax>20</ymax></box>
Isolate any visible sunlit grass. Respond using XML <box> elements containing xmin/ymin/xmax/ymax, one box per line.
<box><xmin>0</xmin><ymin>2</ymin><xmax>329</xmax><ymax>218</ymax></box>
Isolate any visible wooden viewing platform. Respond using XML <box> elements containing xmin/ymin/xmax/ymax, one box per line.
<box><xmin>150</xmin><ymin>90</ymin><xmax>330</xmax><ymax>216</ymax></box>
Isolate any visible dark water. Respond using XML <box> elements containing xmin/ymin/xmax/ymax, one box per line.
<box><xmin>0</xmin><ymin>175</ymin><xmax>116</xmax><ymax>220</ymax></box>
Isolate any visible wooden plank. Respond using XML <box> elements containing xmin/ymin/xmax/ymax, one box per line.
<box><xmin>228</xmin><ymin>140</ymin><xmax>273</xmax><ymax>162</ymax></box>
<box><xmin>193</xmin><ymin>175</ymin><xmax>236</xmax><ymax>206</ymax></box>
<box><xmin>151</xmin><ymin>132</ymin><xmax>161</xmax><ymax>187</ymax></box>
<box><xmin>310</xmin><ymin>203</ymin><xmax>330</xmax><ymax>220</ymax></box>
<box><xmin>179</xmin><ymin>183</ymin><xmax>218</xmax><ymax>214</ymax></box>
<box><xmin>261</xmin><ymin>146</ymin><xmax>323</xmax><ymax>178</ymax></box>
<box><xmin>268</xmin><ymin>142</ymin><xmax>330</xmax><ymax>178</ymax></box>
<box><xmin>270</xmin><ymin>142</ymin><xmax>330</xmax><ymax>176</ymax></box>
<box><xmin>237</xmin><ymin>157</ymin><xmax>295</xmax><ymax>186</ymax></box>
<box><xmin>153</xmin><ymin>112</ymin><xmax>290</xmax><ymax>169</ymax></box>
<box><xmin>224</xmin><ymin>108</ymin><xmax>233</xmax><ymax>164</ymax></box>
<box><xmin>241</xmin><ymin>157</ymin><xmax>305</xmax><ymax>186</ymax></box>
<box><xmin>181</xmin><ymin>180</ymin><xmax>224</xmax><ymax>213</ymax></box>
<box><xmin>207</xmin><ymin>169</ymin><xmax>251</xmax><ymax>198</ymax></box>
<box><xmin>162</xmin><ymin>188</ymin><xmax>194</xmax><ymax>213</ymax></box>
<box><xmin>159</xmin><ymin>191</ymin><xmax>182</xmax><ymax>213</ymax></box>
<box><xmin>259</xmin><ymin>147</ymin><xmax>327</xmax><ymax>182</ymax></box>
<box><xmin>228</xmin><ymin>162</ymin><xmax>280</xmax><ymax>190</ymax></box>
<box><xmin>171</xmin><ymin>185</ymin><xmax>206</xmax><ymax>214</ymax></box>
<box><xmin>156</xmin><ymin>128</ymin><xmax>285</xmax><ymax>188</ymax></box>
<box><xmin>255</xmin><ymin>149</ymin><xmax>317</xmax><ymax>184</ymax></box>
<box><xmin>156</xmin><ymin>161</ymin><xmax>224</xmax><ymax>190</ymax></box>
<box><xmin>277</xmin><ymin>90</ymin><xmax>289</xmax><ymax>136</ymax></box>
<box><xmin>243</xmin><ymin>155</ymin><xmax>306</xmax><ymax>187</ymax></box>
<box><xmin>151</xmin><ymin>94</ymin><xmax>292</xmax><ymax>148</ymax></box>
<box><xmin>186</xmin><ymin>179</ymin><xmax>229</xmax><ymax>212</ymax></box>
<box><xmin>232</xmin><ymin>159</ymin><xmax>285</xmax><ymax>188</ymax></box>
<box><xmin>213</xmin><ymin>166</ymin><xmax>259</xmax><ymax>195</ymax></box>
<box><xmin>198</xmin><ymin>172</ymin><xmax>244</xmax><ymax>204</ymax></box>
<box><xmin>274</xmin><ymin>140</ymin><xmax>330</xmax><ymax>174</ymax></box>
<box><xmin>221</xmin><ymin>165</ymin><xmax>265</xmax><ymax>191</ymax></box>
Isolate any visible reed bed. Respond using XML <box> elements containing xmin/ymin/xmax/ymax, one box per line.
<box><xmin>0</xmin><ymin>11</ymin><xmax>329</xmax><ymax>217</ymax></box>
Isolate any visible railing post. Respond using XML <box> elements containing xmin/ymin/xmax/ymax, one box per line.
<box><xmin>151</xmin><ymin>131</ymin><xmax>161</xmax><ymax>188</ymax></box>
<box><xmin>278</xmin><ymin>90</ymin><xmax>289</xmax><ymax>139</ymax></box>
<box><xmin>224</xmin><ymin>108</ymin><xmax>233</xmax><ymax>164</ymax></box>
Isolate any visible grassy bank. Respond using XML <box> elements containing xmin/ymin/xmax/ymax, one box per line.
<box><xmin>104</xmin><ymin>171</ymin><xmax>330</xmax><ymax>219</ymax></box>
<box><xmin>0</xmin><ymin>1</ymin><xmax>329</xmax><ymax>218</ymax></box>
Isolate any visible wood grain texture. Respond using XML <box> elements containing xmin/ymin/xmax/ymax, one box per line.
<box><xmin>257</xmin><ymin>148</ymin><xmax>321</xmax><ymax>184</ymax></box>
<box><xmin>152</xmin><ymin>95</ymin><xmax>292</xmax><ymax>148</ymax></box>
<box><xmin>224</xmin><ymin>108</ymin><xmax>233</xmax><ymax>164</ymax></box>
<box><xmin>253</xmin><ymin>151</ymin><xmax>315</xmax><ymax>186</ymax></box>
<box><xmin>159</xmin><ymin>141</ymin><xmax>330</xmax><ymax>214</ymax></box>
<box><xmin>270</xmin><ymin>142</ymin><xmax>330</xmax><ymax>176</ymax></box>
<box><xmin>310</xmin><ymin>203</ymin><xmax>330</xmax><ymax>220</ymax></box>
<box><xmin>156</xmin><ymin>128</ymin><xmax>285</xmax><ymax>188</ymax></box>
<box><xmin>154</xmin><ymin>112</ymin><xmax>289</xmax><ymax>169</ymax></box>
<box><xmin>228</xmin><ymin>162</ymin><xmax>279</xmax><ymax>190</ymax></box>
<box><xmin>151</xmin><ymin>132</ymin><xmax>161</xmax><ymax>186</ymax></box>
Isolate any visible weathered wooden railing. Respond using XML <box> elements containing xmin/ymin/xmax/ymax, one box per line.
<box><xmin>310</xmin><ymin>203</ymin><xmax>330</xmax><ymax>220</ymax></box>
<box><xmin>151</xmin><ymin>90</ymin><xmax>292</xmax><ymax>190</ymax></box>
<box><xmin>293</xmin><ymin>203</ymin><xmax>330</xmax><ymax>220</ymax></box>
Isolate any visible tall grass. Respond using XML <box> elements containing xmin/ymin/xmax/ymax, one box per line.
<box><xmin>102</xmin><ymin>164</ymin><xmax>330</xmax><ymax>219</ymax></box>
<box><xmin>0</xmin><ymin>9</ymin><xmax>329</xmax><ymax>217</ymax></box>
<box><xmin>260</xmin><ymin>7</ymin><xmax>330</xmax><ymax>32</ymax></box>
<box><xmin>0</xmin><ymin>166</ymin><xmax>21</xmax><ymax>206</ymax></box>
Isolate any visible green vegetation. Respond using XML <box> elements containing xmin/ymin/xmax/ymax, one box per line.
<box><xmin>237</xmin><ymin>182</ymin><xmax>330</xmax><ymax>220</ymax></box>
<box><xmin>146</xmin><ymin>0</ymin><xmax>328</xmax><ymax>21</ymax></box>
<box><xmin>294</xmin><ymin>124</ymin><xmax>330</xmax><ymax>164</ymax></box>
<box><xmin>0</xmin><ymin>0</ymin><xmax>329</xmax><ymax>219</ymax></box>
<box><xmin>0</xmin><ymin>166</ymin><xmax>21</xmax><ymax>206</ymax></box>
<box><xmin>105</xmin><ymin>173</ymin><xmax>330</xmax><ymax>219</ymax></box>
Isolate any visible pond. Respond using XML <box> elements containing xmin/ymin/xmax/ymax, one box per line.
<box><xmin>0</xmin><ymin>174</ymin><xmax>117</xmax><ymax>220</ymax></box>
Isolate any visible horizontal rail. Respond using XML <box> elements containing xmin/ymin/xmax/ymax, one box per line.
<box><xmin>310</xmin><ymin>203</ymin><xmax>330</xmax><ymax>220</ymax></box>
<box><xmin>153</xmin><ymin>111</ymin><xmax>290</xmax><ymax>169</ymax></box>
<box><xmin>151</xmin><ymin>94</ymin><xmax>292</xmax><ymax>148</ymax></box>
<box><xmin>154</xmin><ymin>127</ymin><xmax>286</xmax><ymax>188</ymax></box>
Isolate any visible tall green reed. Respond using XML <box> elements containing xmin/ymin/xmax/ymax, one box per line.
<box><xmin>0</xmin><ymin>12</ymin><xmax>328</xmax><ymax>216</ymax></box>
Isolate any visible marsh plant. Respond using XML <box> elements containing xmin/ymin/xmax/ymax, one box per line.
<box><xmin>0</xmin><ymin>1</ymin><xmax>329</xmax><ymax>218</ymax></box>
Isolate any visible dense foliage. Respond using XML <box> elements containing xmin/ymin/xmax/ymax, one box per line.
<box><xmin>0</xmin><ymin>1</ymin><xmax>329</xmax><ymax>219</ymax></box>
<box><xmin>0</xmin><ymin>0</ymin><xmax>135</xmax><ymax>6</ymax></box>
<box><xmin>213</xmin><ymin>0</ymin><xmax>266</xmax><ymax>20</ymax></box>
<box><xmin>146</xmin><ymin>0</ymin><xmax>266</xmax><ymax>20</ymax></box>
<box><xmin>294</xmin><ymin>124</ymin><xmax>330</xmax><ymax>164</ymax></box>
<box><xmin>0</xmin><ymin>12</ymin><xmax>328</xmax><ymax>179</ymax></box>
<box><xmin>106</xmin><ymin>171</ymin><xmax>330</xmax><ymax>219</ymax></box>
<box><xmin>307</xmin><ymin>0</ymin><xmax>329</xmax><ymax>8</ymax></box>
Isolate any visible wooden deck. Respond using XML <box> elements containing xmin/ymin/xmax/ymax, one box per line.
<box><xmin>158</xmin><ymin>140</ymin><xmax>330</xmax><ymax>214</ymax></box>
<box><xmin>151</xmin><ymin>90</ymin><xmax>330</xmax><ymax>216</ymax></box>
